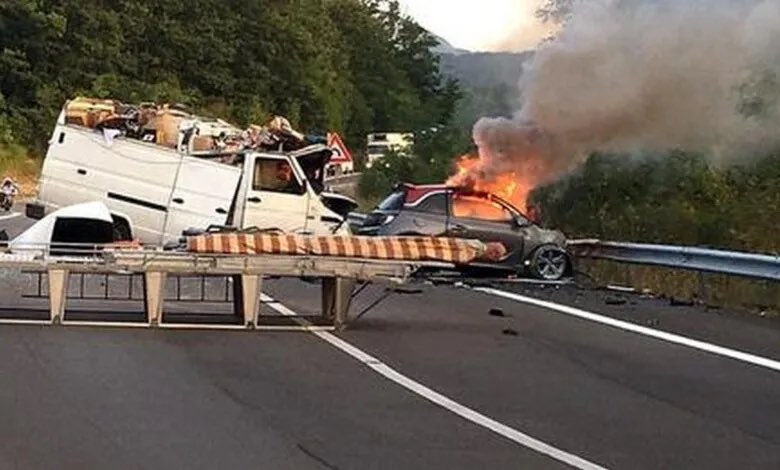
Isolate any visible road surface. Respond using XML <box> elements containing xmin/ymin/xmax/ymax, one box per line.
<box><xmin>0</xmin><ymin>210</ymin><xmax>778</xmax><ymax>469</ymax></box>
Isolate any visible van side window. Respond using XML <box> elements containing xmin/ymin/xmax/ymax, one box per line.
<box><xmin>253</xmin><ymin>158</ymin><xmax>302</xmax><ymax>194</ymax></box>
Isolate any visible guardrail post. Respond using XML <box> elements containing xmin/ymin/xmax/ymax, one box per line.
<box><xmin>48</xmin><ymin>268</ymin><xmax>69</xmax><ymax>325</ymax></box>
<box><xmin>322</xmin><ymin>277</ymin><xmax>354</xmax><ymax>329</ymax></box>
<box><xmin>233</xmin><ymin>274</ymin><xmax>262</xmax><ymax>329</ymax></box>
<box><xmin>144</xmin><ymin>271</ymin><xmax>166</xmax><ymax>327</ymax></box>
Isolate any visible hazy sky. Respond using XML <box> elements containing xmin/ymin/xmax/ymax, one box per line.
<box><xmin>399</xmin><ymin>0</ymin><xmax>549</xmax><ymax>51</ymax></box>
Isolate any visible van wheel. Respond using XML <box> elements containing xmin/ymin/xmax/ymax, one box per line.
<box><xmin>111</xmin><ymin>216</ymin><xmax>132</xmax><ymax>242</ymax></box>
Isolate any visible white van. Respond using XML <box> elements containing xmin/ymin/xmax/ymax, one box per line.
<box><xmin>28</xmin><ymin>107</ymin><xmax>356</xmax><ymax>246</ymax></box>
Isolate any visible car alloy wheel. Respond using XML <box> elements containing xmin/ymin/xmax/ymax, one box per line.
<box><xmin>531</xmin><ymin>246</ymin><xmax>569</xmax><ymax>280</ymax></box>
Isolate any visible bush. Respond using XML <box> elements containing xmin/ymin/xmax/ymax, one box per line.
<box><xmin>358</xmin><ymin>126</ymin><xmax>470</xmax><ymax>207</ymax></box>
<box><xmin>531</xmin><ymin>151</ymin><xmax>780</xmax><ymax>254</ymax></box>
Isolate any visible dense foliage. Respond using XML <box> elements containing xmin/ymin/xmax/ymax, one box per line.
<box><xmin>0</xmin><ymin>0</ymin><xmax>458</xmax><ymax>156</ymax></box>
<box><xmin>532</xmin><ymin>152</ymin><xmax>780</xmax><ymax>253</ymax></box>
<box><xmin>1</xmin><ymin>0</ymin><xmax>776</xmax><ymax>255</ymax></box>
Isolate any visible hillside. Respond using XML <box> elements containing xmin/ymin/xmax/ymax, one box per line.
<box><xmin>436</xmin><ymin>49</ymin><xmax>533</xmax><ymax>128</ymax></box>
<box><xmin>439</xmin><ymin>50</ymin><xmax>534</xmax><ymax>89</ymax></box>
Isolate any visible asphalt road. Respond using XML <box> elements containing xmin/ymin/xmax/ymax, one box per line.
<box><xmin>1</xmin><ymin>209</ymin><xmax>779</xmax><ymax>469</ymax></box>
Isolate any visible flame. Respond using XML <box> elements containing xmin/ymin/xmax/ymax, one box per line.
<box><xmin>446</xmin><ymin>155</ymin><xmax>535</xmax><ymax>217</ymax></box>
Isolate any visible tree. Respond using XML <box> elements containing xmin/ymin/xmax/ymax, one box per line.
<box><xmin>536</xmin><ymin>0</ymin><xmax>576</xmax><ymax>25</ymax></box>
<box><xmin>0</xmin><ymin>0</ymin><xmax>460</xmax><ymax>156</ymax></box>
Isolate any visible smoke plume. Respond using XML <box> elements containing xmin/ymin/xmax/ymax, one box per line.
<box><xmin>466</xmin><ymin>0</ymin><xmax>780</xmax><ymax>191</ymax></box>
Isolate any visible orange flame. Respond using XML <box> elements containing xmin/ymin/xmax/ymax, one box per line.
<box><xmin>446</xmin><ymin>155</ymin><xmax>535</xmax><ymax>217</ymax></box>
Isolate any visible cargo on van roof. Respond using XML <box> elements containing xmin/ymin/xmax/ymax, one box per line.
<box><xmin>62</xmin><ymin>96</ymin><xmax>319</xmax><ymax>157</ymax></box>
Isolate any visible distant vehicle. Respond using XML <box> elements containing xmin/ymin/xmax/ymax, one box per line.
<box><xmin>1</xmin><ymin>177</ymin><xmax>19</xmax><ymax>211</ymax></box>
<box><xmin>27</xmin><ymin>99</ymin><xmax>357</xmax><ymax>246</ymax></box>
<box><xmin>365</xmin><ymin>133</ymin><xmax>413</xmax><ymax>169</ymax></box>
<box><xmin>358</xmin><ymin>183</ymin><xmax>571</xmax><ymax>280</ymax></box>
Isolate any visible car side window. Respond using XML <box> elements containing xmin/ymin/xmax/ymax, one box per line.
<box><xmin>413</xmin><ymin>193</ymin><xmax>448</xmax><ymax>215</ymax></box>
<box><xmin>452</xmin><ymin>195</ymin><xmax>513</xmax><ymax>222</ymax></box>
<box><xmin>253</xmin><ymin>158</ymin><xmax>302</xmax><ymax>194</ymax></box>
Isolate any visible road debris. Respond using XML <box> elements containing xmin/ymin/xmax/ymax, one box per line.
<box><xmin>606</xmin><ymin>284</ymin><xmax>637</xmax><ymax>293</ymax></box>
<box><xmin>489</xmin><ymin>308</ymin><xmax>506</xmax><ymax>317</ymax></box>
<box><xmin>669</xmin><ymin>297</ymin><xmax>695</xmax><ymax>307</ymax></box>
<box><xmin>502</xmin><ymin>328</ymin><xmax>519</xmax><ymax>336</ymax></box>
<box><xmin>605</xmin><ymin>295</ymin><xmax>628</xmax><ymax>306</ymax></box>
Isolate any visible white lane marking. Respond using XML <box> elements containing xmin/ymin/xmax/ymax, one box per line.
<box><xmin>477</xmin><ymin>287</ymin><xmax>780</xmax><ymax>373</ymax></box>
<box><xmin>0</xmin><ymin>211</ymin><xmax>21</xmax><ymax>221</ymax></box>
<box><xmin>261</xmin><ymin>293</ymin><xmax>608</xmax><ymax>470</ymax></box>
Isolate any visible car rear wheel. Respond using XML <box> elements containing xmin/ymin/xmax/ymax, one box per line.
<box><xmin>529</xmin><ymin>246</ymin><xmax>569</xmax><ymax>281</ymax></box>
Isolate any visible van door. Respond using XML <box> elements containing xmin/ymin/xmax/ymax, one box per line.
<box><xmin>163</xmin><ymin>155</ymin><xmax>242</xmax><ymax>242</ymax></box>
<box><xmin>241</xmin><ymin>155</ymin><xmax>312</xmax><ymax>233</ymax></box>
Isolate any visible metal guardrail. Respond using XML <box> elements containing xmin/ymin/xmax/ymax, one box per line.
<box><xmin>568</xmin><ymin>239</ymin><xmax>780</xmax><ymax>281</ymax></box>
<box><xmin>340</xmin><ymin>218</ymin><xmax>779</xmax><ymax>281</ymax></box>
<box><xmin>0</xmin><ymin>246</ymin><xmax>451</xmax><ymax>330</ymax></box>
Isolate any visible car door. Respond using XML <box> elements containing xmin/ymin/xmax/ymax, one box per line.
<box><xmin>241</xmin><ymin>155</ymin><xmax>312</xmax><ymax>233</ymax></box>
<box><xmin>399</xmin><ymin>191</ymin><xmax>450</xmax><ymax>235</ymax></box>
<box><xmin>446</xmin><ymin>194</ymin><xmax>526</xmax><ymax>266</ymax></box>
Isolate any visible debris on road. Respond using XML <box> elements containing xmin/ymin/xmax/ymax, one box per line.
<box><xmin>489</xmin><ymin>308</ymin><xmax>506</xmax><ymax>317</ymax></box>
<box><xmin>669</xmin><ymin>297</ymin><xmax>696</xmax><ymax>307</ymax></box>
<box><xmin>606</xmin><ymin>284</ymin><xmax>637</xmax><ymax>293</ymax></box>
<box><xmin>605</xmin><ymin>295</ymin><xmax>628</xmax><ymax>306</ymax></box>
<box><xmin>502</xmin><ymin>328</ymin><xmax>519</xmax><ymax>336</ymax></box>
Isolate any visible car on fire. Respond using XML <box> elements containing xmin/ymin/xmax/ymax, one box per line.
<box><xmin>358</xmin><ymin>183</ymin><xmax>571</xmax><ymax>280</ymax></box>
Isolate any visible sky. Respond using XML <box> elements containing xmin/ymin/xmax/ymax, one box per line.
<box><xmin>399</xmin><ymin>0</ymin><xmax>550</xmax><ymax>52</ymax></box>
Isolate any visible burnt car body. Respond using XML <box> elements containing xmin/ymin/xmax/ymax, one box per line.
<box><xmin>358</xmin><ymin>184</ymin><xmax>571</xmax><ymax>280</ymax></box>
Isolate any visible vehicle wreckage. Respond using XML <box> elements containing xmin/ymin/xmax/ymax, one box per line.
<box><xmin>27</xmin><ymin>97</ymin><xmax>358</xmax><ymax>245</ymax></box>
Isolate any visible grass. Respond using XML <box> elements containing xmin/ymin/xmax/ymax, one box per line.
<box><xmin>0</xmin><ymin>144</ymin><xmax>40</xmax><ymax>198</ymax></box>
<box><xmin>578</xmin><ymin>259</ymin><xmax>780</xmax><ymax>315</ymax></box>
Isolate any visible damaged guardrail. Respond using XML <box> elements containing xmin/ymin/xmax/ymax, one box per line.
<box><xmin>0</xmin><ymin>246</ymin><xmax>451</xmax><ymax>330</ymax></box>
<box><xmin>568</xmin><ymin>240</ymin><xmax>780</xmax><ymax>281</ymax></box>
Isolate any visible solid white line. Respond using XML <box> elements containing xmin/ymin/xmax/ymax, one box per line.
<box><xmin>260</xmin><ymin>294</ymin><xmax>608</xmax><ymax>470</ymax></box>
<box><xmin>476</xmin><ymin>287</ymin><xmax>780</xmax><ymax>373</ymax></box>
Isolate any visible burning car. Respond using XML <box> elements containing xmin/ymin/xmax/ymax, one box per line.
<box><xmin>358</xmin><ymin>183</ymin><xmax>571</xmax><ymax>280</ymax></box>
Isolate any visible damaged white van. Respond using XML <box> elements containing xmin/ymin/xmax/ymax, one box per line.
<box><xmin>27</xmin><ymin>99</ymin><xmax>356</xmax><ymax>246</ymax></box>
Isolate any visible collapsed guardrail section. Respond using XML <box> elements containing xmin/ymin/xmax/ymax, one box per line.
<box><xmin>0</xmin><ymin>248</ymin><xmax>438</xmax><ymax>331</ymax></box>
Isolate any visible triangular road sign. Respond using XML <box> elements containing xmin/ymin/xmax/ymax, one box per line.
<box><xmin>327</xmin><ymin>132</ymin><xmax>352</xmax><ymax>163</ymax></box>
